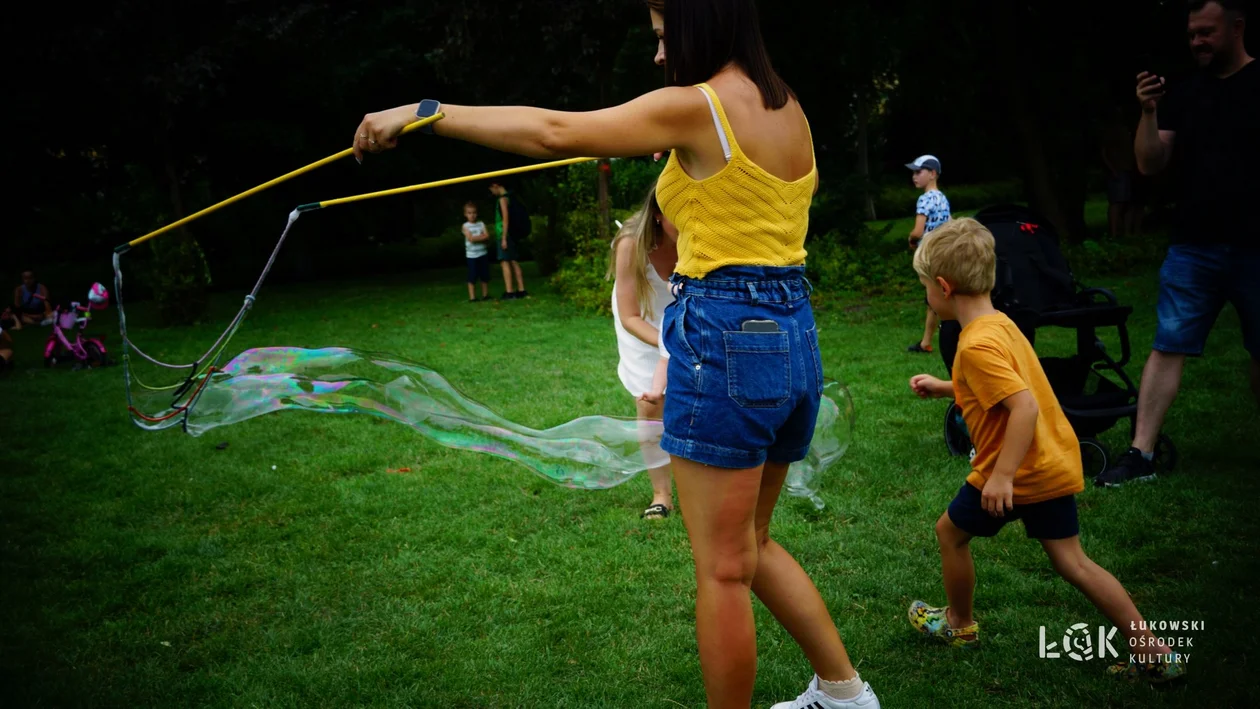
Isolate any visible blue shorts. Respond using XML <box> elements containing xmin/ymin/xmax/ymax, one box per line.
<box><xmin>947</xmin><ymin>483</ymin><xmax>1079</xmax><ymax>540</ymax></box>
<box><xmin>466</xmin><ymin>254</ymin><xmax>490</xmax><ymax>284</ymax></box>
<box><xmin>659</xmin><ymin>265</ymin><xmax>822</xmax><ymax>469</ymax></box>
<box><xmin>1154</xmin><ymin>244</ymin><xmax>1260</xmax><ymax>358</ymax></box>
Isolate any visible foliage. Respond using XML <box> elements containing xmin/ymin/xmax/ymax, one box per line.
<box><xmin>544</xmin><ymin>165</ymin><xmax>609</xmax><ymax>313</ymax></box>
<box><xmin>542</xmin><ymin>157</ymin><xmax>662</xmax><ymax>313</ymax></box>
<box><xmin>100</xmin><ymin>164</ymin><xmax>214</xmax><ymax>326</ymax></box>
<box><xmin>1064</xmin><ymin>233</ymin><xmax>1170</xmax><ymax>280</ymax></box>
<box><xmin>139</xmin><ymin>234</ymin><xmax>212</xmax><ymax>327</ymax></box>
<box><xmin>805</xmin><ymin>223</ymin><xmax>919</xmax><ymax>297</ymax></box>
<box><xmin>11</xmin><ymin>0</ymin><xmax>1219</xmax><ymax>306</ymax></box>
<box><xmin>608</xmin><ymin>158</ymin><xmax>666</xmax><ymax>210</ymax></box>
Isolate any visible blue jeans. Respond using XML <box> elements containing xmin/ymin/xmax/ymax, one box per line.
<box><xmin>659</xmin><ymin>266</ymin><xmax>822</xmax><ymax>469</ymax></box>
<box><xmin>1154</xmin><ymin>244</ymin><xmax>1260</xmax><ymax>358</ymax></box>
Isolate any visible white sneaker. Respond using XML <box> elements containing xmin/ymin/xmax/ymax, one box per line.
<box><xmin>770</xmin><ymin>674</ymin><xmax>880</xmax><ymax>709</ymax></box>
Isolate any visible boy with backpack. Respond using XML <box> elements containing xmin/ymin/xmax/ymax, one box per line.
<box><xmin>906</xmin><ymin>217</ymin><xmax>1184</xmax><ymax>684</ymax></box>
<box><xmin>489</xmin><ymin>181</ymin><xmax>531</xmax><ymax>300</ymax></box>
<box><xmin>906</xmin><ymin>155</ymin><xmax>951</xmax><ymax>354</ymax></box>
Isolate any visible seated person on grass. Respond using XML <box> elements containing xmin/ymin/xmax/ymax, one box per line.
<box><xmin>13</xmin><ymin>269</ymin><xmax>52</xmax><ymax>327</ymax></box>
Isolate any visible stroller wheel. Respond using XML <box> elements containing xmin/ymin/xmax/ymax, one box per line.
<box><xmin>1154</xmin><ymin>434</ymin><xmax>1178</xmax><ymax>473</ymax></box>
<box><xmin>1080</xmin><ymin>438</ymin><xmax>1109</xmax><ymax>478</ymax></box>
<box><xmin>943</xmin><ymin>402</ymin><xmax>972</xmax><ymax>457</ymax></box>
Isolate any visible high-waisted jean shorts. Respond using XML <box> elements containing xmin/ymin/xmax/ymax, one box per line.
<box><xmin>659</xmin><ymin>265</ymin><xmax>823</xmax><ymax>469</ymax></box>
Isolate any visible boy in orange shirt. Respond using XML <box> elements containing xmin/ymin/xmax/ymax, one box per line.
<box><xmin>905</xmin><ymin>218</ymin><xmax>1184</xmax><ymax>683</ymax></box>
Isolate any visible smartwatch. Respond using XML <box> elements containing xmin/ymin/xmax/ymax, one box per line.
<box><xmin>415</xmin><ymin>99</ymin><xmax>441</xmax><ymax>134</ymax></box>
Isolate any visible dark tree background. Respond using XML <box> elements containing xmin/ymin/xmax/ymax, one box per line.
<box><xmin>8</xmin><ymin>0</ymin><xmax>1242</xmax><ymax>316</ymax></box>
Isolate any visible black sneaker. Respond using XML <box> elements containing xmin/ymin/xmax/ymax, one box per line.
<box><xmin>499</xmin><ymin>292</ymin><xmax>517</xmax><ymax>301</ymax></box>
<box><xmin>517</xmin><ymin>290</ymin><xmax>530</xmax><ymax>299</ymax></box>
<box><xmin>1094</xmin><ymin>447</ymin><xmax>1156</xmax><ymax>488</ymax></box>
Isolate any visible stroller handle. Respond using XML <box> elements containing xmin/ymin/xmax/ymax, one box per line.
<box><xmin>1078</xmin><ymin>287</ymin><xmax>1120</xmax><ymax>306</ymax></box>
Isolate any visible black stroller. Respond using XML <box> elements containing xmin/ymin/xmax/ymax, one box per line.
<box><xmin>938</xmin><ymin>205</ymin><xmax>1177</xmax><ymax>478</ymax></box>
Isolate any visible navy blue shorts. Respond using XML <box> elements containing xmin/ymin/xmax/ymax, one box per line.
<box><xmin>1154</xmin><ymin>244</ymin><xmax>1260</xmax><ymax>358</ymax></box>
<box><xmin>466</xmin><ymin>255</ymin><xmax>490</xmax><ymax>284</ymax></box>
<box><xmin>659</xmin><ymin>265</ymin><xmax>822</xmax><ymax>469</ymax></box>
<box><xmin>947</xmin><ymin>483</ymin><xmax>1079</xmax><ymax>540</ymax></box>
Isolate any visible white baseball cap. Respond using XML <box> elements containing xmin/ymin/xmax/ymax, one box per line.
<box><xmin>905</xmin><ymin>155</ymin><xmax>942</xmax><ymax>173</ymax></box>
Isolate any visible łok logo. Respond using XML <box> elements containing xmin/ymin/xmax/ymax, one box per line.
<box><xmin>1039</xmin><ymin>623</ymin><xmax>1119</xmax><ymax>661</ymax></box>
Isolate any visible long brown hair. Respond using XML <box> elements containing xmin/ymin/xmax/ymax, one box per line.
<box><xmin>606</xmin><ymin>181</ymin><xmax>667</xmax><ymax>322</ymax></box>
<box><xmin>647</xmin><ymin>0</ymin><xmax>794</xmax><ymax>110</ymax></box>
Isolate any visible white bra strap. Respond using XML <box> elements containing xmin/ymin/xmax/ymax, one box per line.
<box><xmin>697</xmin><ymin>87</ymin><xmax>733</xmax><ymax>163</ymax></box>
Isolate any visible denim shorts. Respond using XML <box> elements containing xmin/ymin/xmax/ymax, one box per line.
<box><xmin>659</xmin><ymin>265</ymin><xmax>822</xmax><ymax>469</ymax></box>
<box><xmin>1154</xmin><ymin>244</ymin><xmax>1260</xmax><ymax>358</ymax></box>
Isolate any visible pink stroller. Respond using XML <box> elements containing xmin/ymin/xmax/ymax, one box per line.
<box><xmin>43</xmin><ymin>283</ymin><xmax>111</xmax><ymax>370</ymax></box>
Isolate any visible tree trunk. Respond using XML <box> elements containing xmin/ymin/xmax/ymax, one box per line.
<box><xmin>855</xmin><ymin>94</ymin><xmax>877</xmax><ymax>221</ymax></box>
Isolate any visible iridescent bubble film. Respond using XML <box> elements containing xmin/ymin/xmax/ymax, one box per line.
<box><xmin>144</xmin><ymin>347</ymin><xmax>854</xmax><ymax>505</ymax></box>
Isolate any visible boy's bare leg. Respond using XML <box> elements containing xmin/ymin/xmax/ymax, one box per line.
<box><xmin>936</xmin><ymin>513</ymin><xmax>976</xmax><ymax>628</ymax></box>
<box><xmin>512</xmin><ymin>262</ymin><xmax>526</xmax><ymax>294</ymax></box>
<box><xmin>467</xmin><ymin>283</ymin><xmax>475</xmax><ymax>300</ymax></box>
<box><xmin>920</xmin><ymin>307</ymin><xmax>940</xmax><ymax>351</ymax></box>
<box><xmin>1041</xmin><ymin>536</ymin><xmax>1170</xmax><ymax>654</ymax></box>
<box><xmin>500</xmin><ymin>261</ymin><xmax>514</xmax><ymax>294</ymax></box>
<box><xmin>481</xmin><ymin>281</ymin><xmax>489</xmax><ymax>299</ymax></box>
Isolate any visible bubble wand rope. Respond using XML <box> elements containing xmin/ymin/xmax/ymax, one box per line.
<box><xmin>294</xmin><ymin>156</ymin><xmax>598</xmax><ymax>212</ymax></box>
<box><xmin>114</xmin><ymin>113</ymin><xmax>447</xmax><ymax>255</ymax></box>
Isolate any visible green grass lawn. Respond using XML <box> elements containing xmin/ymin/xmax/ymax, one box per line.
<box><xmin>2</xmin><ymin>261</ymin><xmax>1256</xmax><ymax>708</ymax></box>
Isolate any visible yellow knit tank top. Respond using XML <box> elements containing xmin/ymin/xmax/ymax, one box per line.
<box><xmin>655</xmin><ymin>82</ymin><xmax>817</xmax><ymax>279</ymax></box>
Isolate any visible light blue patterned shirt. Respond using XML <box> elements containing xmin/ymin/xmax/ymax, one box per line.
<box><xmin>916</xmin><ymin>190</ymin><xmax>951</xmax><ymax>233</ymax></box>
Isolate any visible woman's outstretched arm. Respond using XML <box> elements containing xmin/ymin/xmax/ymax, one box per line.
<box><xmin>352</xmin><ymin>87</ymin><xmax>709</xmax><ymax>162</ymax></box>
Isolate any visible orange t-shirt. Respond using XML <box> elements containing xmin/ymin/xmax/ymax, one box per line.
<box><xmin>953</xmin><ymin>313</ymin><xmax>1084</xmax><ymax>504</ymax></box>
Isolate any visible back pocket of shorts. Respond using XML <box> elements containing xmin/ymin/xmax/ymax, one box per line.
<box><xmin>723</xmin><ymin>331</ymin><xmax>790</xmax><ymax>408</ymax></box>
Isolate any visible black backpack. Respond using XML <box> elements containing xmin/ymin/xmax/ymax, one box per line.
<box><xmin>976</xmin><ymin>204</ymin><xmax>1075</xmax><ymax>319</ymax></box>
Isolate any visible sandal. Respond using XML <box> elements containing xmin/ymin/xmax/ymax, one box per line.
<box><xmin>640</xmin><ymin>503</ymin><xmax>671</xmax><ymax>520</ymax></box>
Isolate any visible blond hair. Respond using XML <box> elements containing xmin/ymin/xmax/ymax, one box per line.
<box><xmin>607</xmin><ymin>180</ymin><xmax>667</xmax><ymax>321</ymax></box>
<box><xmin>912</xmin><ymin>218</ymin><xmax>996</xmax><ymax>295</ymax></box>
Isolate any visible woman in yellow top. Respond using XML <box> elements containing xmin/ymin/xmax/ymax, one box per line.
<box><xmin>352</xmin><ymin>2</ymin><xmax>876</xmax><ymax>707</ymax></box>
